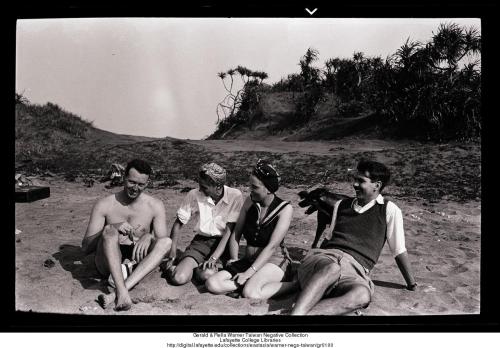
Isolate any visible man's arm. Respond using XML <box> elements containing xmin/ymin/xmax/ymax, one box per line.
<box><xmin>386</xmin><ymin>202</ymin><xmax>417</xmax><ymax>290</ymax></box>
<box><xmin>395</xmin><ymin>251</ymin><xmax>417</xmax><ymax>290</ymax></box>
<box><xmin>133</xmin><ymin>199</ymin><xmax>171</xmax><ymax>262</ymax></box>
<box><xmin>152</xmin><ymin>200</ymin><xmax>169</xmax><ymax>240</ymax></box>
<box><xmin>82</xmin><ymin>199</ymin><xmax>107</xmax><ymax>254</ymax></box>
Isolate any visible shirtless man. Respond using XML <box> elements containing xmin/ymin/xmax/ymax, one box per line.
<box><xmin>82</xmin><ymin>159</ymin><xmax>171</xmax><ymax>311</ymax></box>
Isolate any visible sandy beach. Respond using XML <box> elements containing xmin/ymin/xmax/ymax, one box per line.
<box><xmin>15</xmin><ymin>140</ymin><xmax>481</xmax><ymax>316</ymax></box>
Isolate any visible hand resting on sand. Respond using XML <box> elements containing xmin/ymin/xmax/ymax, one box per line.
<box><xmin>406</xmin><ymin>282</ymin><xmax>418</xmax><ymax>291</ymax></box>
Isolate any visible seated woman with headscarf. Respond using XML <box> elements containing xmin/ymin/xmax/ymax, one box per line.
<box><xmin>205</xmin><ymin>159</ymin><xmax>293</xmax><ymax>300</ymax></box>
<box><xmin>165</xmin><ymin>162</ymin><xmax>243</xmax><ymax>286</ymax></box>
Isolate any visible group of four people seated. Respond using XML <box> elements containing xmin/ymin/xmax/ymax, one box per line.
<box><xmin>82</xmin><ymin>158</ymin><xmax>416</xmax><ymax>314</ymax></box>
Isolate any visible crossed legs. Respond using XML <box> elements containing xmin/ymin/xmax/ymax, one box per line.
<box><xmin>95</xmin><ymin>225</ymin><xmax>171</xmax><ymax>311</ymax></box>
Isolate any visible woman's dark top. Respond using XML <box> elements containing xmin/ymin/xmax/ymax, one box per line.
<box><xmin>243</xmin><ymin>195</ymin><xmax>290</xmax><ymax>248</ymax></box>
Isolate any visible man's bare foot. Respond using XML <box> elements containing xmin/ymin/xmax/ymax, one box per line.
<box><xmin>97</xmin><ymin>291</ymin><xmax>136</xmax><ymax>311</ymax></box>
<box><xmin>97</xmin><ymin>293</ymin><xmax>116</xmax><ymax>309</ymax></box>
<box><xmin>114</xmin><ymin>302</ymin><xmax>132</xmax><ymax>311</ymax></box>
<box><xmin>114</xmin><ymin>293</ymin><xmax>133</xmax><ymax>312</ymax></box>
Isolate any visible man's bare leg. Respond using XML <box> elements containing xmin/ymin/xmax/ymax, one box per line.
<box><xmin>264</xmin><ymin>265</ymin><xmax>301</xmax><ymax>299</ymax></box>
<box><xmin>291</xmin><ymin>262</ymin><xmax>341</xmax><ymax>315</ymax></box>
<box><xmin>100</xmin><ymin>237</ymin><xmax>171</xmax><ymax>309</ymax></box>
<box><xmin>269</xmin><ymin>279</ymin><xmax>300</xmax><ymax>298</ymax></box>
<box><xmin>306</xmin><ymin>284</ymin><xmax>371</xmax><ymax>315</ymax></box>
<box><xmin>97</xmin><ymin>225</ymin><xmax>132</xmax><ymax>311</ymax></box>
<box><xmin>168</xmin><ymin>257</ymin><xmax>198</xmax><ymax>285</ymax></box>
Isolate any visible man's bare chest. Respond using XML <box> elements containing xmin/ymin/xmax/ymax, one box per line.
<box><xmin>105</xmin><ymin>204</ymin><xmax>154</xmax><ymax>230</ymax></box>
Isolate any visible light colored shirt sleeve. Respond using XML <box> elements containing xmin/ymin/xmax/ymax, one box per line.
<box><xmin>385</xmin><ymin>201</ymin><xmax>407</xmax><ymax>257</ymax></box>
<box><xmin>176</xmin><ymin>189</ymin><xmax>198</xmax><ymax>224</ymax></box>
<box><xmin>226</xmin><ymin>191</ymin><xmax>244</xmax><ymax>223</ymax></box>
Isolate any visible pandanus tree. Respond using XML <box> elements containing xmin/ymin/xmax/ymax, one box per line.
<box><xmin>324</xmin><ymin>57</ymin><xmax>341</xmax><ymax>93</ymax></box>
<box><xmin>215</xmin><ymin>69</ymin><xmax>237</xmax><ymax>122</ymax></box>
<box><xmin>295</xmin><ymin>48</ymin><xmax>325</xmax><ymax>122</ymax></box>
<box><xmin>299</xmin><ymin>48</ymin><xmax>321</xmax><ymax>88</ymax></box>
<box><xmin>323</xmin><ymin>53</ymin><xmax>378</xmax><ymax>104</ymax></box>
<box><xmin>373</xmin><ymin>22</ymin><xmax>481</xmax><ymax>140</ymax></box>
<box><xmin>216</xmin><ymin>66</ymin><xmax>268</xmax><ymax>126</ymax></box>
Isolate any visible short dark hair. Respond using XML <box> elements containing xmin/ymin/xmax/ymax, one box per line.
<box><xmin>125</xmin><ymin>159</ymin><xmax>153</xmax><ymax>177</ymax></box>
<box><xmin>357</xmin><ymin>160</ymin><xmax>391</xmax><ymax>192</ymax></box>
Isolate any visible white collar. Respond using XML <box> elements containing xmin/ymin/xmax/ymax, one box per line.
<box><xmin>353</xmin><ymin>194</ymin><xmax>384</xmax><ymax>208</ymax></box>
<box><xmin>375</xmin><ymin>194</ymin><xmax>384</xmax><ymax>204</ymax></box>
<box><xmin>204</xmin><ymin>185</ymin><xmax>228</xmax><ymax>206</ymax></box>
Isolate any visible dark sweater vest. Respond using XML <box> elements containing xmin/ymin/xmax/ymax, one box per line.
<box><xmin>321</xmin><ymin>197</ymin><xmax>387</xmax><ymax>270</ymax></box>
<box><xmin>243</xmin><ymin>196</ymin><xmax>288</xmax><ymax>248</ymax></box>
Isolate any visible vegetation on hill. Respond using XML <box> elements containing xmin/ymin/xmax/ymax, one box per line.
<box><xmin>15</xmin><ymin>97</ymin><xmax>210</xmax><ymax>181</ymax></box>
<box><xmin>14</xmin><ymin>94</ymin><xmax>480</xmax><ymax>202</ymax></box>
<box><xmin>16</xmin><ymin>97</ymin><xmax>93</xmax><ymax>162</ymax></box>
<box><xmin>211</xmin><ymin>22</ymin><xmax>481</xmax><ymax>142</ymax></box>
<box><xmin>211</xmin><ymin>66</ymin><xmax>270</xmax><ymax>139</ymax></box>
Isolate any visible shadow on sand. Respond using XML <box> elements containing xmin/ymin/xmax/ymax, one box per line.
<box><xmin>267</xmin><ymin>292</ymin><xmax>297</xmax><ymax>313</ymax></box>
<box><xmin>52</xmin><ymin>243</ymin><xmax>108</xmax><ymax>292</ymax></box>
<box><xmin>372</xmin><ymin>279</ymin><xmax>406</xmax><ymax>289</ymax></box>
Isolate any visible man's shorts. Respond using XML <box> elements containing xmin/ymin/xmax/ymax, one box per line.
<box><xmin>224</xmin><ymin>246</ymin><xmax>291</xmax><ymax>277</ymax></box>
<box><xmin>297</xmin><ymin>248</ymin><xmax>375</xmax><ymax>297</ymax></box>
<box><xmin>119</xmin><ymin>243</ymin><xmax>135</xmax><ymax>261</ymax></box>
<box><xmin>180</xmin><ymin>234</ymin><xmax>230</xmax><ymax>266</ymax></box>
<box><xmin>95</xmin><ymin>243</ymin><xmax>135</xmax><ymax>278</ymax></box>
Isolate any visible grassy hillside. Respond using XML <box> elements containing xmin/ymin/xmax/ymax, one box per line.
<box><xmin>15</xmin><ymin>101</ymin><xmax>210</xmax><ymax>181</ymax></box>
<box><xmin>15</xmin><ymin>98</ymin><xmax>480</xmax><ymax>203</ymax></box>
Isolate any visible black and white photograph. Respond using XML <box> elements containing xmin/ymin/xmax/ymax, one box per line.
<box><xmin>14</xmin><ymin>14</ymin><xmax>485</xmax><ymax>323</ymax></box>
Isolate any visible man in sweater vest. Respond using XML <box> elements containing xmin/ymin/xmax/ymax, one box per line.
<box><xmin>291</xmin><ymin>160</ymin><xmax>417</xmax><ymax>315</ymax></box>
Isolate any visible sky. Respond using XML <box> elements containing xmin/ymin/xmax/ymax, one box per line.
<box><xmin>16</xmin><ymin>18</ymin><xmax>480</xmax><ymax>140</ymax></box>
